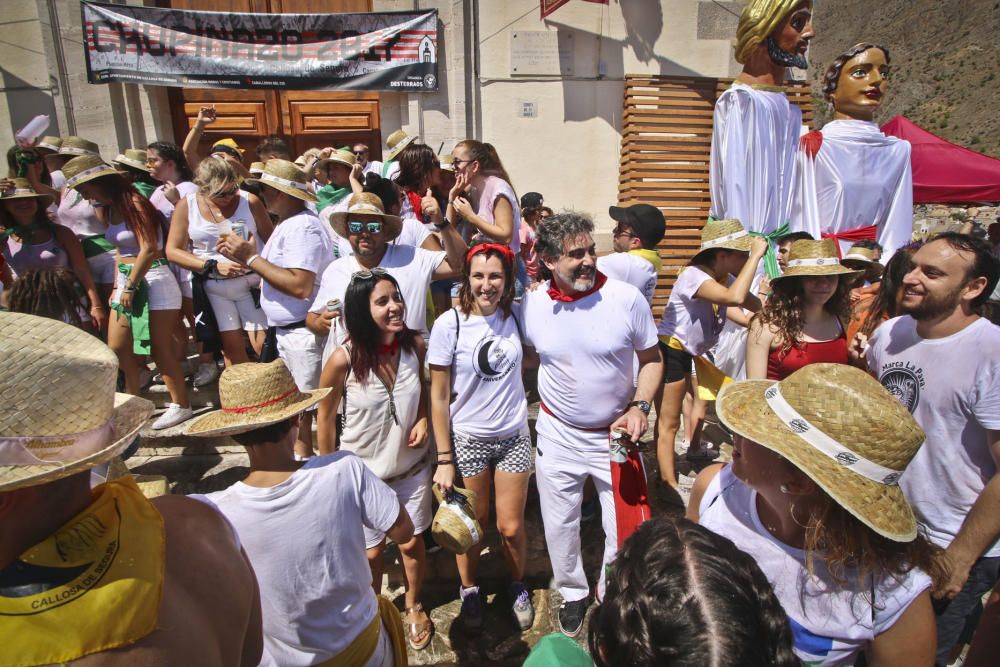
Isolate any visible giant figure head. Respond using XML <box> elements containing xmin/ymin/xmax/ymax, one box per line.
<box><xmin>823</xmin><ymin>43</ymin><xmax>891</xmax><ymax>122</ymax></box>
<box><xmin>735</xmin><ymin>0</ymin><xmax>815</xmax><ymax>70</ymax></box>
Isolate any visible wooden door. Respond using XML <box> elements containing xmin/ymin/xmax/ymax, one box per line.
<box><xmin>165</xmin><ymin>0</ymin><xmax>379</xmax><ymax>161</ymax></box>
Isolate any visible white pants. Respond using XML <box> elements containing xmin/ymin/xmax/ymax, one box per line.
<box><xmin>534</xmin><ymin>411</ymin><xmax>617</xmax><ymax>603</ymax></box>
<box><xmin>276</xmin><ymin>326</ymin><xmax>323</xmax><ymax>391</ymax></box>
<box><xmin>205</xmin><ymin>274</ymin><xmax>266</xmax><ymax>332</ymax></box>
<box><xmin>112</xmin><ymin>263</ymin><xmax>182</xmax><ymax>311</ymax></box>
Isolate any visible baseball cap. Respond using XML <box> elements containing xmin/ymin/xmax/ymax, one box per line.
<box><xmin>520</xmin><ymin>192</ymin><xmax>544</xmax><ymax>210</ymax></box>
<box><xmin>609</xmin><ymin>203</ymin><xmax>666</xmax><ymax>248</ymax></box>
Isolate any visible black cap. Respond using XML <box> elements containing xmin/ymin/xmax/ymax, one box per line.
<box><xmin>520</xmin><ymin>192</ymin><xmax>544</xmax><ymax>210</ymax></box>
<box><xmin>608</xmin><ymin>203</ymin><xmax>666</xmax><ymax>249</ymax></box>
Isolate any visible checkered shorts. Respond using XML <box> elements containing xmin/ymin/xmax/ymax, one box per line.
<box><xmin>453</xmin><ymin>428</ymin><xmax>533</xmax><ymax>479</ymax></box>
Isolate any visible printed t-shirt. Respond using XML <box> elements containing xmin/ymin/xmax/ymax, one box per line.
<box><xmin>657</xmin><ymin>265</ymin><xmax>727</xmax><ymax>356</ymax></box>
<box><xmin>597</xmin><ymin>252</ymin><xmax>658</xmax><ymax>306</ymax></box>
<box><xmin>867</xmin><ymin>316</ymin><xmax>1000</xmax><ymax>556</ymax></box>
<box><xmin>700</xmin><ymin>466</ymin><xmax>932</xmax><ymax>666</ymax></box>
<box><xmin>477</xmin><ymin>176</ymin><xmax>521</xmax><ymax>254</ymax></box>
<box><xmin>260</xmin><ymin>210</ymin><xmax>333</xmax><ymax>326</ymax></box>
<box><xmin>427</xmin><ymin>307</ymin><xmax>528</xmax><ymax>439</ymax></box>
<box><xmin>521</xmin><ymin>277</ymin><xmax>658</xmax><ymax>430</ymax></box>
<box><xmin>195</xmin><ymin>452</ymin><xmax>400</xmax><ymax>667</ymax></box>
<box><xmin>150</xmin><ymin>181</ymin><xmax>198</xmax><ymax>223</ymax></box>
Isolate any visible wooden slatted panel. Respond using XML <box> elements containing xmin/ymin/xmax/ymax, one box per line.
<box><xmin>618</xmin><ymin>75</ymin><xmax>814</xmax><ymax>311</ymax></box>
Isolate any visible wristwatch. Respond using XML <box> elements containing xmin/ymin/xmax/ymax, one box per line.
<box><xmin>627</xmin><ymin>400</ymin><xmax>651</xmax><ymax>415</ymax></box>
<box><xmin>433</xmin><ymin>217</ymin><xmax>451</xmax><ymax>230</ymax></box>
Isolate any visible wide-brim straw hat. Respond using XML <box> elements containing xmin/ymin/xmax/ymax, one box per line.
<box><xmin>438</xmin><ymin>154</ymin><xmax>455</xmax><ymax>172</ymax></box>
<box><xmin>0</xmin><ymin>313</ymin><xmax>155</xmax><ymax>492</ymax></box>
<box><xmin>328</xmin><ymin>192</ymin><xmax>403</xmax><ymax>242</ymax></box>
<box><xmin>62</xmin><ymin>154</ymin><xmax>120</xmax><ymax>191</ymax></box>
<box><xmin>248</xmin><ymin>161</ymin><xmax>266</xmax><ymax>176</ymax></box>
<box><xmin>317</xmin><ymin>148</ymin><xmax>356</xmax><ymax>170</ymax></box>
<box><xmin>0</xmin><ymin>178</ymin><xmax>53</xmax><ymax>208</ymax></box>
<box><xmin>691</xmin><ymin>217</ymin><xmax>753</xmax><ymax>263</ymax></box>
<box><xmin>58</xmin><ymin>135</ymin><xmax>100</xmax><ymax>157</ymax></box>
<box><xmin>185</xmin><ymin>359</ymin><xmax>330</xmax><ymax>438</ymax></box>
<box><xmin>773</xmin><ymin>239</ymin><xmax>863</xmax><ymax>282</ymax></box>
<box><xmin>432</xmin><ymin>486</ymin><xmax>483</xmax><ymax>554</ymax></box>
<box><xmin>36</xmin><ymin>136</ymin><xmax>62</xmax><ymax>153</ymax></box>
<box><xmin>245</xmin><ymin>159</ymin><xmax>317</xmax><ymax>204</ymax></box>
<box><xmin>842</xmin><ymin>243</ymin><xmax>884</xmax><ymax>274</ymax></box>
<box><xmin>717</xmin><ymin>363</ymin><xmax>925</xmax><ymax>542</ymax></box>
<box><xmin>385</xmin><ymin>129</ymin><xmax>416</xmax><ymax>161</ymax></box>
<box><xmin>113</xmin><ymin>148</ymin><xmax>151</xmax><ymax>173</ymax></box>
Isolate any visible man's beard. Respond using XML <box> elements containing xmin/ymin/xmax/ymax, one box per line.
<box><xmin>901</xmin><ymin>286</ymin><xmax>963</xmax><ymax>321</ymax></box>
<box><xmin>767</xmin><ymin>37</ymin><xmax>808</xmax><ymax>70</ymax></box>
<box><xmin>556</xmin><ymin>265</ymin><xmax>596</xmax><ymax>292</ymax></box>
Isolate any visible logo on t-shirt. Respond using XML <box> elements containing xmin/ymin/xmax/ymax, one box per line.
<box><xmin>879</xmin><ymin>362</ymin><xmax>925</xmax><ymax>413</ymax></box>
<box><xmin>472</xmin><ymin>334</ymin><xmax>517</xmax><ymax>382</ymax></box>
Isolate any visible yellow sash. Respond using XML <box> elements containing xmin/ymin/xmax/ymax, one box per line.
<box><xmin>628</xmin><ymin>247</ymin><xmax>663</xmax><ymax>275</ymax></box>
<box><xmin>0</xmin><ymin>476</ymin><xmax>164</xmax><ymax>667</ymax></box>
<box><xmin>318</xmin><ymin>595</ymin><xmax>407</xmax><ymax>667</ymax></box>
<box><xmin>659</xmin><ymin>335</ymin><xmax>733</xmax><ymax>401</ymax></box>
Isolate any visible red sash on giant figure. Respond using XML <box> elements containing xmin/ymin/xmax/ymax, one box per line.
<box><xmin>821</xmin><ymin>224</ymin><xmax>878</xmax><ymax>258</ymax></box>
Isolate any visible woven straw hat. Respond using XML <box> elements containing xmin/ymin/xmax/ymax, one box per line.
<box><xmin>438</xmin><ymin>154</ymin><xmax>455</xmax><ymax>172</ymax></box>
<box><xmin>0</xmin><ymin>313</ymin><xmax>155</xmax><ymax>492</ymax></box>
<box><xmin>692</xmin><ymin>218</ymin><xmax>752</xmax><ymax>263</ymax></box>
<box><xmin>248</xmin><ymin>161</ymin><xmax>266</xmax><ymax>176</ymax></box>
<box><xmin>328</xmin><ymin>192</ymin><xmax>403</xmax><ymax>242</ymax></box>
<box><xmin>317</xmin><ymin>148</ymin><xmax>356</xmax><ymax>170</ymax></box>
<box><xmin>246</xmin><ymin>159</ymin><xmax>317</xmax><ymax>204</ymax></box>
<box><xmin>384</xmin><ymin>129</ymin><xmax>416</xmax><ymax>161</ymax></box>
<box><xmin>432</xmin><ymin>486</ymin><xmax>483</xmax><ymax>554</ymax></box>
<box><xmin>842</xmin><ymin>243</ymin><xmax>884</xmax><ymax>276</ymax></box>
<box><xmin>185</xmin><ymin>360</ymin><xmax>331</xmax><ymax>438</ymax></box>
<box><xmin>114</xmin><ymin>148</ymin><xmax>151</xmax><ymax>173</ymax></box>
<box><xmin>717</xmin><ymin>363</ymin><xmax>925</xmax><ymax>542</ymax></box>
<box><xmin>36</xmin><ymin>136</ymin><xmax>62</xmax><ymax>153</ymax></box>
<box><xmin>58</xmin><ymin>136</ymin><xmax>100</xmax><ymax>157</ymax></box>
<box><xmin>0</xmin><ymin>178</ymin><xmax>53</xmax><ymax>208</ymax></box>
<box><xmin>772</xmin><ymin>239</ymin><xmax>862</xmax><ymax>282</ymax></box>
<box><xmin>62</xmin><ymin>155</ymin><xmax>120</xmax><ymax>191</ymax></box>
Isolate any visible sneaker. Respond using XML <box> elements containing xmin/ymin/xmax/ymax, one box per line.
<box><xmin>557</xmin><ymin>598</ymin><xmax>588</xmax><ymax>637</ymax></box>
<box><xmin>459</xmin><ymin>585</ymin><xmax>483</xmax><ymax>633</ymax></box>
<box><xmin>151</xmin><ymin>403</ymin><xmax>194</xmax><ymax>430</ymax></box>
<box><xmin>192</xmin><ymin>362</ymin><xmax>220</xmax><ymax>387</ymax></box>
<box><xmin>510</xmin><ymin>582</ymin><xmax>534</xmax><ymax>630</ymax></box>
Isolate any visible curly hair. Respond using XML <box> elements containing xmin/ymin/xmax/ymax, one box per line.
<box><xmin>858</xmin><ymin>243</ymin><xmax>920</xmax><ymax>338</ymax></box>
<box><xmin>753</xmin><ymin>274</ymin><xmax>853</xmax><ymax>354</ymax></box>
<box><xmin>589</xmin><ymin>516</ymin><xmax>798</xmax><ymax>667</ymax></box>
<box><xmin>458</xmin><ymin>245</ymin><xmax>516</xmax><ymax>318</ymax></box>
<box><xmin>534</xmin><ymin>211</ymin><xmax>594</xmax><ymax>261</ymax></box>
<box><xmin>823</xmin><ymin>43</ymin><xmax>891</xmax><ymax>102</ymax></box>
<box><xmin>8</xmin><ymin>268</ymin><xmax>89</xmax><ymax>329</ymax></box>
<box><xmin>147</xmin><ymin>141</ymin><xmax>193</xmax><ymax>181</ymax></box>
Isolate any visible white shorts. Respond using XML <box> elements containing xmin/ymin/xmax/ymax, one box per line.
<box><xmin>276</xmin><ymin>326</ymin><xmax>323</xmax><ymax>391</ymax></box>
<box><xmin>172</xmin><ymin>264</ymin><xmax>193</xmax><ymax>300</ymax></box>
<box><xmin>87</xmin><ymin>251</ymin><xmax>117</xmax><ymax>285</ymax></box>
<box><xmin>112</xmin><ymin>263</ymin><xmax>182</xmax><ymax>311</ymax></box>
<box><xmin>364</xmin><ymin>466</ymin><xmax>432</xmax><ymax>549</ymax></box>
<box><xmin>205</xmin><ymin>274</ymin><xmax>266</xmax><ymax>332</ymax></box>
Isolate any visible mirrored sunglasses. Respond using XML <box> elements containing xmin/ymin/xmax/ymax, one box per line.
<box><xmin>348</xmin><ymin>220</ymin><xmax>383</xmax><ymax>235</ymax></box>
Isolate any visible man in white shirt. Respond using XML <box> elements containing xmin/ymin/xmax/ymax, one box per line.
<box><xmin>862</xmin><ymin>232</ymin><xmax>1000</xmax><ymax>665</ymax></box>
<box><xmin>218</xmin><ymin>160</ymin><xmax>333</xmax><ymax>459</ymax></box>
<box><xmin>521</xmin><ymin>212</ymin><xmax>662</xmax><ymax>638</ymax></box>
<box><xmin>187</xmin><ymin>360</ymin><xmax>413</xmax><ymax>667</ymax></box>
<box><xmin>597</xmin><ymin>203</ymin><xmax>665</xmax><ymax>307</ymax></box>
<box><xmin>353</xmin><ymin>143</ymin><xmax>384</xmax><ymax>177</ymax></box>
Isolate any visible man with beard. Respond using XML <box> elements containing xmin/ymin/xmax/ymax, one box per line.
<box><xmin>596</xmin><ymin>203</ymin><xmax>665</xmax><ymax>307</ymax></box>
<box><xmin>862</xmin><ymin>233</ymin><xmax>1000</xmax><ymax>665</ymax></box>
<box><xmin>520</xmin><ymin>213</ymin><xmax>662</xmax><ymax>637</ymax></box>
<box><xmin>711</xmin><ymin>0</ymin><xmax>814</xmax><ymax>259</ymax></box>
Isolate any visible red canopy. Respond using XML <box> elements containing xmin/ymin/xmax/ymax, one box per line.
<box><xmin>881</xmin><ymin>116</ymin><xmax>1000</xmax><ymax>203</ymax></box>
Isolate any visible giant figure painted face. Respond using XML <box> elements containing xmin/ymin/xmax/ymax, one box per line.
<box><xmin>824</xmin><ymin>44</ymin><xmax>891</xmax><ymax>122</ymax></box>
<box><xmin>735</xmin><ymin>0</ymin><xmax>815</xmax><ymax>70</ymax></box>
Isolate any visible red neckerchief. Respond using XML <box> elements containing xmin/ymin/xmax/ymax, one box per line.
<box><xmin>547</xmin><ymin>271</ymin><xmax>608</xmax><ymax>302</ymax></box>
<box><xmin>405</xmin><ymin>190</ymin><xmax>423</xmax><ymax>219</ymax></box>
<box><xmin>378</xmin><ymin>337</ymin><xmax>399</xmax><ymax>356</ymax></box>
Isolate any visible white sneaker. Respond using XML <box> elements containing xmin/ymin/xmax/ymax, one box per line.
<box><xmin>151</xmin><ymin>403</ymin><xmax>194</xmax><ymax>430</ymax></box>
<box><xmin>192</xmin><ymin>362</ymin><xmax>220</xmax><ymax>387</ymax></box>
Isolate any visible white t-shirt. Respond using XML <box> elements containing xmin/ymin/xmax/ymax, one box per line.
<box><xmin>597</xmin><ymin>252</ymin><xmax>658</xmax><ymax>306</ymax></box>
<box><xmin>657</xmin><ymin>266</ymin><xmax>728</xmax><ymax>356</ymax></box>
<box><xmin>260</xmin><ymin>210</ymin><xmax>334</xmax><ymax>326</ymax></box>
<box><xmin>700</xmin><ymin>466</ymin><xmax>932</xmax><ymax>666</ymax></box>
<box><xmin>867</xmin><ymin>316</ymin><xmax>1000</xmax><ymax>557</ymax></box>
<box><xmin>195</xmin><ymin>453</ymin><xmax>399</xmax><ymax>667</ymax></box>
<box><xmin>150</xmin><ymin>181</ymin><xmax>198</xmax><ymax>223</ymax></box>
<box><xmin>427</xmin><ymin>307</ymin><xmax>529</xmax><ymax>439</ymax></box>
<box><xmin>331</xmin><ymin>219</ymin><xmax>433</xmax><ymax>261</ymax></box>
<box><xmin>521</xmin><ymin>277</ymin><xmax>658</xmax><ymax>430</ymax></box>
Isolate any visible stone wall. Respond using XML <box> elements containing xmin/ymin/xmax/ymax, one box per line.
<box><xmin>912</xmin><ymin>203</ymin><xmax>999</xmax><ymax>240</ymax></box>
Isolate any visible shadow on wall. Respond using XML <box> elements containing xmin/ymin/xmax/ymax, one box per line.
<box><xmin>1</xmin><ymin>68</ymin><xmax>59</xmax><ymax>141</ymax></box>
<box><xmin>620</xmin><ymin>0</ymin><xmax>663</xmax><ymax>64</ymax></box>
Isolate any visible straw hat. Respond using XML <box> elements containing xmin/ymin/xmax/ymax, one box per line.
<box><xmin>58</xmin><ymin>136</ymin><xmax>100</xmax><ymax>157</ymax></box>
<box><xmin>438</xmin><ymin>154</ymin><xmax>455</xmax><ymax>171</ymax></box>
<box><xmin>248</xmin><ymin>161</ymin><xmax>266</xmax><ymax>176</ymax></box>
<box><xmin>36</xmin><ymin>136</ymin><xmax>62</xmax><ymax>153</ymax></box>
<box><xmin>245</xmin><ymin>159</ymin><xmax>317</xmax><ymax>204</ymax></box>
<box><xmin>327</xmin><ymin>192</ymin><xmax>403</xmax><ymax>242</ymax></box>
<box><xmin>317</xmin><ymin>148</ymin><xmax>356</xmax><ymax>170</ymax></box>
<box><xmin>842</xmin><ymin>243</ymin><xmax>884</xmax><ymax>275</ymax></box>
<box><xmin>0</xmin><ymin>178</ymin><xmax>53</xmax><ymax>208</ymax></box>
<box><xmin>772</xmin><ymin>239</ymin><xmax>863</xmax><ymax>282</ymax></box>
<box><xmin>432</xmin><ymin>486</ymin><xmax>483</xmax><ymax>554</ymax></box>
<box><xmin>185</xmin><ymin>360</ymin><xmax>331</xmax><ymax>438</ymax></box>
<box><xmin>384</xmin><ymin>129</ymin><xmax>416</xmax><ymax>161</ymax></box>
<box><xmin>691</xmin><ymin>218</ymin><xmax>752</xmax><ymax>263</ymax></box>
<box><xmin>62</xmin><ymin>155</ymin><xmax>120</xmax><ymax>191</ymax></box>
<box><xmin>717</xmin><ymin>363</ymin><xmax>925</xmax><ymax>542</ymax></box>
<box><xmin>113</xmin><ymin>148</ymin><xmax>151</xmax><ymax>173</ymax></box>
<box><xmin>0</xmin><ymin>313</ymin><xmax>155</xmax><ymax>492</ymax></box>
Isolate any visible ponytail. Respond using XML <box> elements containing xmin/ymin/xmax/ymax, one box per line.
<box><xmin>456</xmin><ymin>139</ymin><xmax>515</xmax><ymax>193</ymax></box>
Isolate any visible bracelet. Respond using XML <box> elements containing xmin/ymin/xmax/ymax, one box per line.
<box><xmin>436</xmin><ymin>460</ymin><xmax>455</xmax><ymax>466</ymax></box>
<box><xmin>246</xmin><ymin>254</ymin><xmax>261</xmax><ymax>268</ymax></box>
<box><xmin>436</xmin><ymin>451</ymin><xmax>452</xmax><ymax>457</ymax></box>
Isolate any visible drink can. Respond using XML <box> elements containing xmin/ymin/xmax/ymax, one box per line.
<box><xmin>232</xmin><ymin>220</ymin><xmax>248</xmax><ymax>240</ymax></box>
<box><xmin>326</xmin><ymin>298</ymin><xmax>342</xmax><ymax>314</ymax></box>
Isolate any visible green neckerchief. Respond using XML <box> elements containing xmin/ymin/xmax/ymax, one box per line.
<box><xmin>315</xmin><ymin>183</ymin><xmax>350</xmax><ymax>212</ymax></box>
<box><xmin>0</xmin><ymin>222</ymin><xmax>43</xmax><ymax>247</ymax></box>
<box><xmin>110</xmin><ymin>259</ymin><xmax>167</xmax><ymax>355</ymax></box>
<box><xmin>749</xmin><ymin>223</ymin><xmax>791</xmax><ymax>279</ymax></box>
<box><xmin>133</xmin><ymin>181</ymin><xmax>156</xmax><ymax>199</ymax></box>
<box><xmin>81</xmin><ymin>234</ymin><xmax>116</xmax><ymax>258</ymax></box>
<box><xmin>628</xmin><ymin>247</ymin><xmax>662</xmax><ymax>275</ymax></box>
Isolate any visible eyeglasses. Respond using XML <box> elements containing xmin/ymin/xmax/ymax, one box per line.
<box><xmin>350</xmin><ymin>267</ymin><xmax>390</xmax><ymax>283</ymax></box>
<box><xmin>451</xmin><ymin>158</ymin><xmax>473</xmax><ymax>167</ymax></box>
<box><xmin>348</xmin><ymin>220</ymin><xmax>383</xmax><ymax>235</ymax></box>
<box><xmin>612</xmin><ymin>224</ymin><xmax>637</xmax><ymax>238</ymax></box>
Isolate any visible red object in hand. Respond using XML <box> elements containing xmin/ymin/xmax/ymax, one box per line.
<box><xmin>609</xmin><ymin>432</ymin><xmax>651</xmax><ymax>549</ymax></box>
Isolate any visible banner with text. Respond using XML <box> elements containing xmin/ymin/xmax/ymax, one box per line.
<box><xmin>81</xmin><ymin>1</ymin><xmax>438</xmax><ymax>91</ymax></box>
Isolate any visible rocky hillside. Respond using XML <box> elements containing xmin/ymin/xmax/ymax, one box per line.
<box><xmin>809</xmin><ymin>0</ymin><xmax>1000</xmax><ymax>158</ymax></box>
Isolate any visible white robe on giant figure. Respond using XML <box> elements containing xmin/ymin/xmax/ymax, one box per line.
<box><xmin>790</xmin><ymin>119</ymin><xmax>912</xmax><ymax>261</ymax></box>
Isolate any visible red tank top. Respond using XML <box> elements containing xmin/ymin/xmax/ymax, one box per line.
<box><xmin>766</xmin><ymin>325</ymin><xmax>849</xmax><ymax>380</ymax></box>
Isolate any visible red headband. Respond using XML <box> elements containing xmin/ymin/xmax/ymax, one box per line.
<box><xmin>465</xmin><ymin>243</ymin><xmax>514</xmax><ymax>266</ymax></box>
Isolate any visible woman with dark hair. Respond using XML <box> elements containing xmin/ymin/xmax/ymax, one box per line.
<box><xmin>746</xmin><ymin>239</ymin><xmax>860</xmax><ymax>380</ymax></box>
<box><xmin>394</xmin><ymin>143</ymin><xmax>441</xmax><ymax>224</ymax></box>
<box><xmin>690</xmin><ymin>363</ymin><xmax>941</xmax><ymax>666</ymax></box>
<box><xmin>113</xmin><ymin>149</ymin><xmax>159</xmax><ymax>199</ymax></box>
<box><xmin>315</xmin><ymin>269</ymin><xmax>434</xmax><ymax>651</ymax></box>
<box><xmin>62</xmin><ymin>154</ymin><xmax>192</xmax><ymax>430</ymax></box>
<box><xmin>428</xmin><ymin>243</ymin><xmax>534</xmax><ymax>634</ymax></box>
<box><xmin>848</xmin><ymin>241</ymin><xmax>921</xmax><ymax>341</ymax></box>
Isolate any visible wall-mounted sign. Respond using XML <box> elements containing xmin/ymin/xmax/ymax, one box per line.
<box><xmin>510</xmin><ymin>31</ymin><xmax>573</xmax><ymax>77</ymax></box>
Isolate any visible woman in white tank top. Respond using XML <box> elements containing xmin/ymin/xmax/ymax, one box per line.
<box><xmin>166</xmin><ymin>159</ymin><xmax>273</xmax><ymax>365</ymax></box>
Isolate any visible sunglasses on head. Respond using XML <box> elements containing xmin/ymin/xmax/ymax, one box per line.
<box><xmin>212</xmin><ymin>185</ymin><xmax>239</xmax><ymax>199</ymax></box>
<box><xmin>350</xmin><ymin>267</ymin><xmax>390</xmax><ymax>283</ymax></box>
<box><xmin>348</xmin><ymin>220</ymin><xmax>383</xmax><ymax>235</ymax></box>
